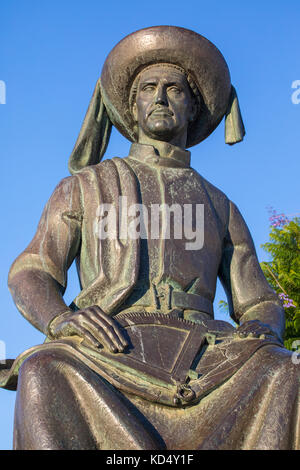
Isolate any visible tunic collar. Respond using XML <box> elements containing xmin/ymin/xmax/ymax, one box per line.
<box><xmin>129</xmin><ymin>143</ymin><xmax>191</xmax><ymax>168</ymax></box>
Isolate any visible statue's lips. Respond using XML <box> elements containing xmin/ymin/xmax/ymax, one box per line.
<box><xmin>149</xmin><ymin>109</ymin><xmax>174</xmax><ymax>118</ymax></box>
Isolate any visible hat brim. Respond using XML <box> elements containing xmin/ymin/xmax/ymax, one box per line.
<box><xmin>100</xmin><ymin>26</ymin><xmax>231</xmax><ymax>147</ymax></box>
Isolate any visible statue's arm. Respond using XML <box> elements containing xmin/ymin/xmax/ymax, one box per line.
<box><xmin>218</xmin><ymin>201</ymin><xmax>285</xmax><ymax>342</ymax></box>
<box><xmin>8</xmin><ymin>176</ymin><xmax>82</xmax><ymax>335</ymax></box>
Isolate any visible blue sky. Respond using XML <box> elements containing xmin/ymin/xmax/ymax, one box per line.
<box><xmin>0</xmin><ymin>0</ymin><xmax>299</xmax><ymax>449</ymax></box>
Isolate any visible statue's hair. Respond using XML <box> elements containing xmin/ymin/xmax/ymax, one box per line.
<box><xmin>129</xmin><ymin>63</ymin><xmax>202</xmax><ymax>121</ymax></box>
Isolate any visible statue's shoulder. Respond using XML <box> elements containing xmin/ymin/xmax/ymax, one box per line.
<box><xmin>74</xmin><ymin>157</ymin><xmax>129</xmax><ymax>177</ymax></box>
<box><xmin>68</xmin><ymin>158</ymin><xmax>116</xmax><ymax>183</ymax></box>
<box><xmin>49</xmin><ymin>173</ymin><xmax>81</xmax><ymax>200</ymax></box>
<box><xmin>191</xmin><ymin>169</ymin><xmax>231</xmax><ymax>226</ymax></box>
<box><xmin>70</xmin><ymin>157</ymin><xmax>136</xmax><ymax>193</ymax></box>
<box><xmin>192</xmin><ymin>169</ymin><xmax>229</xmax><ymax>203</ymax></box>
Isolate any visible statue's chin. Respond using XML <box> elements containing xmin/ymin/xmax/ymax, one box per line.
<box><xmin>144</xmin><ymin>121</ymin><xmax>177</xmax><ymax>141</ymax></box>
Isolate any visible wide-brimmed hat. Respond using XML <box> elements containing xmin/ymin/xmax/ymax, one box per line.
<box><xmin>69</xmin><ymin>26</ymin><xmax>245</xmax><ymax>174</ymax></box>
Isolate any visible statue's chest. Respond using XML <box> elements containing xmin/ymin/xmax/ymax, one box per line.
<box><xmin>125</xmin><ymin>165</ymin><xmax>224</xmax><ymax>287</ymax></box>
<box><xmin>135</xmin><ymin>166</ymin><xmax>223</xmax><ymax>249</ymax></box>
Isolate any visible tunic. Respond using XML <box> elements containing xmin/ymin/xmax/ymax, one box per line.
<box><xmin>2</xmin><ymin>143</ymin><xmax>299</xmax><ymax>450</ymax></box>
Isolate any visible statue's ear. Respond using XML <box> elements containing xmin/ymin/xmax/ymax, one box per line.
<box><xmin>132</xmin><ymin>101</ymin><xmax>138</xmax><ymax>122</ymax></box>
<box><xmin>225</xmin><ymin>85</ymin><xmax>245</xmax><ymax>145</ymax></box>
<box><xmin>68</xmin><ymin>78</ymin><xmax>112</xmax><ymax>175</ymax></box>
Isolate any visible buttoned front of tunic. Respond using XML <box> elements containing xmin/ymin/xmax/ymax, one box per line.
<box><xmin>121</xmin><ymin>143</ymin><xmax>224</xmax><ymax>318</ymax></box>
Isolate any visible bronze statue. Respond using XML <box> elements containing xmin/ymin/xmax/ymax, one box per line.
<box><xmin>1</xmin><ymin>26</ymin><xmax>299</xmax><ymax>450</ymax></box>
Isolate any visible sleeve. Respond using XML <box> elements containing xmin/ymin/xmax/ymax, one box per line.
<box><xmin>218</xmin><ymin>201</ymin><xmax>285</xmax><ymax>338</ymax></box>
<box><xmin>8</xmin><ymin>175</ymin><xmax>83</xmax><ymax>333</ymax></box>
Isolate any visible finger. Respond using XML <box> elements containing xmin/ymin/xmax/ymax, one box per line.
<box><xmin>87</xmin><ymin>307</ymin><xmax>129</xmax><ymax>348</ymax></box>
<box><xmin>72</xmin><ymin>324</ymin><xmax>102</xmax><ymax>349</ymax></box>
<box><xmin>240</xmin><ymin>328</ymin><xmax>260</xmax><ymax>338</ymax></box>
<box><xmin>245</xmin><ymin>324</ymin><xmax>270</xmax><ymax>335</ymax></box>
<box><xmin>72</xmin><ymin>309</ymin><xmax>124</xmax><ymax>352</ymax></box>
<box><xmin>68</xmin><ymin>319</ymin><xmax>116</xmax><ymax>351</ymax></box>
<box><xmin>81</xmin><ymin>318</ymin><xmax>121</xmax><ymax>353</ymax></box>
<box><xmin>241</xmin><ymin>326</ymin><xmax>259</xmax><ymax>337</ymax></box>
<box><xmin>90</xmin><ymin>307</ymin><xmax>129</xmax><ymax>346</ymax></box>
<box><xmin>238</xmin><ymin>331</ymin><xmax>248</xmax><ymax>338</ymax></box>
<box><xmin>235</xmin><ymin>325</ymin><xmax>248</xmax><ymax>336</ymax></box>
<box><xmin>235</xmin><ymin>327</ymin><xmax>257</xmax><ymax>338</ymax></box>
<box><xmin>239</xmin><ymin>326</ymin><xmax>269</xmax><ymax>338</ymax></box>
<box><xmin>97</xmin><ymin>322</ymin><xmax>127</xmax><ymax>352</ymax></box>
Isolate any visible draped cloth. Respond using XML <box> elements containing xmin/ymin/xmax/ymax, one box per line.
<box><xmin>2</xmin><ymin>149</ymin><xmax>300</xmax><ymax>449</ymax></box>
<box><xmin>7</xmin><ymin>332</ymin><xmax>300</xmax><ymax>450</ymax></box>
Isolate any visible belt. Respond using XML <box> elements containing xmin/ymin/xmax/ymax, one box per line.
<box><xmin>123</xmin><ymin>283</ymin><xmax>214</xmax><ymax>317</ymax></box>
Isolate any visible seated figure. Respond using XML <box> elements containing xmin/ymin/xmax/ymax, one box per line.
<box><xmin>1</xmin><ymin>26</ymin><xmax>299</xmax><ymax>450</ymax></box>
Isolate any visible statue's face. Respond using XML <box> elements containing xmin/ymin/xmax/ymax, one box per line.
<box><xmin>132</xmin><ymin>65</ymin><xmax>196</xmax><ymax>144</ymax></box>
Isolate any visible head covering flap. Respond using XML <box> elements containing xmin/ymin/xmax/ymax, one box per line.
<box><xmin>225</xmin><ymin>86</ymin><xmax>245</xmax><ymax>144</ymax></box>
<box><xmin>69</xmin><ymin>26</ymin><xmax>245</xmax><ymax>175</ymax></box>
<box><xmin>68</xmin><ymin>79</ymin><xmax>112</xmax><ymax>174</ymax></box>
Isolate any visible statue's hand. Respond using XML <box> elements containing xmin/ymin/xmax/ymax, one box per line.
<box><xmin>48</xmin><ymin>306</ymin><xmax>129</xmax><ymax>353</ymax></box>
<box><xmin>234</xmin><ymin>320</ymin><xmax>279</xmax><ymax>340</ymax></box>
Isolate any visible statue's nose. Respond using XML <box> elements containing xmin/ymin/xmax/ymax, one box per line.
<box><xmin>155</xmin><ymin>87</ymin><xmax>167</xmax><ymax>105</ymax></box>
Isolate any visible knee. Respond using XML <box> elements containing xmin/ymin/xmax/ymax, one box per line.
<box><xmin>18</xmin><ymin>348</ymin><xmax>69</xmax><ymax>383</ymax></box>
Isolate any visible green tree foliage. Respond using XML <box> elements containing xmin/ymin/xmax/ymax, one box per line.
<box><xmin>218</xmin><ymin>211</ymin><xmax>300</xmax><ymax>351</ymax></box>
<box><xmin>260</xmin><ymin>214</ymin><xmax>300</xmax><ymax>350</ymax></box>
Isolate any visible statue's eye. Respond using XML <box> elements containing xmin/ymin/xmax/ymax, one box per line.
<box><xmin>142</xmin><ymin>84</ymin><xmax>156</xmax><ymax>93</ymax></box>
<box><xmin>168</xmin><ymin>86</ymin><xmax>182</xmax><ymax>95</ymax></box>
